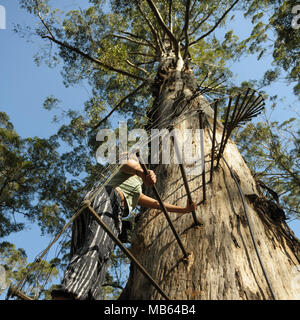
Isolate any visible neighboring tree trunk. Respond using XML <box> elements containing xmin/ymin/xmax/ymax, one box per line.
<box><xmin>120</xmin><ymin>51</ymin><xmax>300</xmax><ymax>300</ymax></box>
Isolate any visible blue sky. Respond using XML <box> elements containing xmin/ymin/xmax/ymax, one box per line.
<box><xmin>0</xmin><ymin>0</ymin><xmax>299</xmax><ymax>297</ymax></box>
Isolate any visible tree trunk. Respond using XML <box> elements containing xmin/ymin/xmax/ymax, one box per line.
<box><xmin>120</xmin><ymin>54</ymin><xmax>300</xmax><ymax>300</ymax></box>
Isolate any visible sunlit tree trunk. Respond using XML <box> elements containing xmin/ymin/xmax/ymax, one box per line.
<box><xmin>120</xmin><ymin>51</ymin><xmax>300</xmax><ymax>300</ymax></box>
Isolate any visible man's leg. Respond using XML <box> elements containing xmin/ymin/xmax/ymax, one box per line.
<box><xmin>51</xmin><ymin>187</ymin><xmax>123</xmax><ymax>300</ymax></box>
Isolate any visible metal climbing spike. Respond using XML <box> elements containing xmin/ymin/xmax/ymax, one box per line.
<box><xmin>187</xmin><ymin>73</ymin><xmax>226</xmax><ymax>106</ymax></box>
<box><xmin>198</xmin><ymin>111</ymin><xmax>206</xmax><ymax>203</ymax></box>
<box><xmin>210</xmin><ymin>100</ymin><xmax>219</xmax><ymax>182</ymax></box>
<box><xmin>233</xmin><ymin>88</ymin><xmax>253</xmax><ymax>124</ymax></box>
<box><xmin>216</xmin><ymin>96</ymin><xmax>232</xmax><ymax>168</ymax></box>
<box><xmin>215</xmin><ymin>89</ymin><xmax>265</xmax><ymax>168</ymax></box>
<box><xmin>219</xmin><ymin>94</ymin><xmax>241</xmax><ymax>159</ymax></box>
<box><xmin>178</xmin><ymin>163</ymin><xmax>201</xmax><ymax>225</ymax></box>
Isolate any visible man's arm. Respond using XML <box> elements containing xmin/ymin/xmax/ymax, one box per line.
<box><xmin>138</xmin><ymin>193</ymin><xmax>196</xmax><ymax>214</ymax></box>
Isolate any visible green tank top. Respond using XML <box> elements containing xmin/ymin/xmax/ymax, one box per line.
<box><xmin>107</xmin><ymin>170</ymin><xmax>143</xmax><ymax>214</ymax></box>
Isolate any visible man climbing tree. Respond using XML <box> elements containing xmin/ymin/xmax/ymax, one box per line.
<box><xmin>12</xmin><ymin>0</ymin><xmax>300</xmax><ymax>300</ymax></box>
<box><xmin>51</xmin><ymin>154</ymin><xmax>196</xmax><ymax>300</ymax></box>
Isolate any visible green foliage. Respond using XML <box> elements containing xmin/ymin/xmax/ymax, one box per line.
<box><xmin>234</xmin><ymin>113</ymin><xmax>300</xmax><ymax>219</ymax></box>
<box><xmin>43</xmin><ymin>95</ymin><xmax>60</xmax><ymax>111</ymax></box>
<box><xmin>0</xmin><ymin>111</ymin><xmax>81</xmax><ymax>238</ymax></box>
<box><xmin>0</xmin><ymin>242</ymin><xmax>27</xmax><ymax>296</ymax></box>
<box><xmin>242</xmin><ymin>0</ymin><xmax>300</xmax><ymax>96</ymax></box>
<box><xmin>0</xmin><ymin>241</ymin><xmax>58</xmax><ymax>299</ymax></box>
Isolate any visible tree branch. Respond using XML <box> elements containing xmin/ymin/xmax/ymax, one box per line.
<box><xmin>35</xmin><ymin>4</ymin><xmax>148</xmax><ymax>82</ymax></box>
<box><xmin>272</xmin><ymin>158</ymin><xmax>300</xmax><ymax>187</ymax></box>
<box><xmin>184</xmin><ymin>8</ymin><xmax>215</xmax><ymax>40</ymax></box>
<box><xmin>282</xmin><ymin>206</ymin><xmax>300</xmax><ymax>216</ymax></box>
<box><xmin>168</xmin><ymin>0</ymin><xmax>173</xmax><ymax>32</ymax></box>
<box><xmin>111</xmin><ymin>33</ymin><xmax>155</xmax><ymax>49</ymax></box>
<box><xmin>0</xmin><ymin>177</ymin><xmax>9</xmax><ymax>200</ymax></box>
<box><xmin>145</xmin><ymin>0</ymin><xmax>179</xmax><ymax>57</ymax></box>
<box><xmin>189</xmin><ymin>0</ymin><xmax>198</xmax><ymax>17</ymax></box>
<box><xmin>37</xmin><ymin>12</ymin><xmax>55</xmax><ymax>39</ymax></box>
<box><xmin>120</xmin><ymin>31</ymin><xmax>156</xmax><ymax>49</ymax></box>
<box><xmin>189</xmin><ymin>0</ymin><xmax>222</xmax><ymax>35</ymax></box>
<box><xmin>35</xmin><ymin>0</ymin><xmax>55</xmax><ymax>38</ymax></box>
<box><xmin>183</xmin><ymin>0</ymin><xmax>191</xmax><ymax>59</ymax></box>
<box><xmin>189</xmin><ymin>0</ymin><xmax>240</xmax><ymax>46</ymax></box>
<box><xmin>135</xmin><ymin>1</ymin><xmax>164</xmax><ymax>54</ymax></box>
<box><xmin>128</xmin><ymin>51</ymin><xmax>155</xmax><ymax>58</ymax></box>
<box><xmin>125</xmin><ymin>59</ymin><xmax>150</xmax><ymax>75</ymax></box>
<box><xmin>92</xmin><ymin>82</ymin><xmax>147</xmax><ymax>129</ymax></box>
<box><xmin>136</xmin><ymin>59</ymin><xmax>156</xmax><ymax>66</ymax></box>
<box><xmin>42</xmin><ymin>35</ymin><xmax>147</xmax><ymax>82</ymax></box>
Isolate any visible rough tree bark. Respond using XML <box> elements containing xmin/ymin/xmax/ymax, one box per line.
<box><xmin>119</xmin><ymin>50</ymin><xmax>300</xmax><ymax>300</ymax></box>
